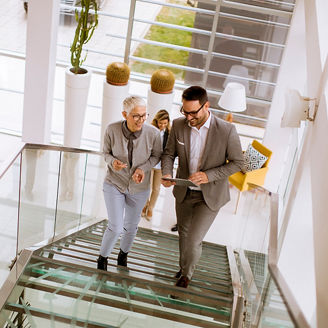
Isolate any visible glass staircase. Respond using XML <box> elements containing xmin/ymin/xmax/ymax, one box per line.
<box><xmin>0</xmin><ymin>220</ymin><xmax>236</xmax><ymax>328</ymax></box>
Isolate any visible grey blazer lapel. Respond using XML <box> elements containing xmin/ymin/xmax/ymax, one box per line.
<box><xmin>183</xmin><ymin>120</ymin><xmax>191</xmax><ymax>165</ymax></box>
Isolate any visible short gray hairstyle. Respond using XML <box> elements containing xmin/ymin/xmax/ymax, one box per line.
<box><xmin>123</xmin><ymin>96</ymin><xmax>146</xmax><ymax>114</ymax></box>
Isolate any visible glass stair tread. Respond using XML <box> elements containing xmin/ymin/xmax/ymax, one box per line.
<box><xmin>4</xmin><ymin>256</ymin><xmax>232</xmax><ymax>328</ymax></box>
<box><xmin>1</xmin><ymin>220</ymin><xmax>235</xmax><ymax>327</ymax></box>
<box><xmin>38</xmin><ymin>248</ymin><xmax>233</xmax><ymax>299</ymax></box>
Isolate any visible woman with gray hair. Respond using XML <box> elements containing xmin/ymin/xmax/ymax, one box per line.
<box><xmin>97</xmin><ymin>96</ymin><xmax>162</xmax><ymax>271</ymax></box>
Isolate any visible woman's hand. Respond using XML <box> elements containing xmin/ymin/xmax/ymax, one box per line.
<box><xmin>112</xmin><ymin>159</ymin><xmax>127</xmax><ymax>171</ymax></box>
<box><xmin>132</xmin><ymin>168</ymin><xmax>144</xmax><ymax>184</ymax></box>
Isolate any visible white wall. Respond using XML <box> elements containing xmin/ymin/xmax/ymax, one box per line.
<box><xmin>264</xmin><ymin>0</ymin><xmax>328</xmax><ymax>326</ymax></box>
<box><xmin>263</xmin><ymin>0</ymin><xmax>307</xmax><ymax>193</ymax></box>
<box><xmin>278</xmin><ymin>156</ymin><xmax>316</xmax><ymax>323</ymax></box>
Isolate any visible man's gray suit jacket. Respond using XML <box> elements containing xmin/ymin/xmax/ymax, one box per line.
<box><xmin>161</xmin><ymin>115</ymin><xmax>244</xmax><ymax>212</ymax></box>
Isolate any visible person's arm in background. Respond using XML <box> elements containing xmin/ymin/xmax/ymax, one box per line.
<box><xmin>161</xmin><ymin>121</ymin><xmax>178</xmax><ymax>187</ymax></box>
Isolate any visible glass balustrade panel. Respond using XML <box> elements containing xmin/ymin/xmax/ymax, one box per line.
<box><xmin>0</xmin><ymin>155</ymin><xmax>20</xmax><ymax>287</ymax></box>
<box><xmin>231</xmin><ymin>186</ymin><xmax>271</xmax><ymax>325</ymax></box>
<box><xmin>260</xmin><ymin>273</ymin><xmax>295</xmax><ymax>328</ymax></box>
<box><xmin>18</xmin><ymin>148</ymin><xmax>61</xmax><ymax>252</ymax></box>
<box><xmin>80</xmin><ymin>153</ymin><xmax>106</xmax><ymax>226</ymax></box>
<box><xmin>55</xmin><ymin>151</ymin><xmax>88</xmax><ymax>236</ymax></box>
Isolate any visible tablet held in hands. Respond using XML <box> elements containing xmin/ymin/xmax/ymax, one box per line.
<box><xmin>162</xmin><ymin>177</ymin><xmax>198</xmax><ymax>187</ymax></box>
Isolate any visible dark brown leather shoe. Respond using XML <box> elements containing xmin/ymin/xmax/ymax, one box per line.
<box><xmin>175</xmin><ymin>275</ymin><xmax>190</xmax><ymax>288</ymax></box>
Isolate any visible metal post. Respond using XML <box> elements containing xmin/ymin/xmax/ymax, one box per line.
<box><xmin>202</xmin><ymin>1</ymin><xmax>221</xmax><ymax>87</ymax></box>
<box><xmin>124</xmin><ymin>0</ymin><xmax>137</xmax><ymax>64</ymax></box>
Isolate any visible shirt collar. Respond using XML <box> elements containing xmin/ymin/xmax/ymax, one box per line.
<box><xmin>188</xmin><ymin>111</ymin><xmax>211</xmax><ymax>130</ymax></box>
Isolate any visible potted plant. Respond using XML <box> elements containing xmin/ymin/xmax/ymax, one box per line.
<box><xmin>100</xmin><ymin>62</ymin><xmax>131</xmax><ymax>149</ymax></box>
<box><xmin>147</xmin><ymin>69</ymin><xmax>175</xmax><ymax>121</ymax></box>
<box><xmin>64</xmin><ymin>0</ymin><xmax>98</xmax><ymax>148</ymax></box>
<box><xmin>60</xmin><ymin>0</ymin><xmax>98</xmax><ymax>202</ymax></box>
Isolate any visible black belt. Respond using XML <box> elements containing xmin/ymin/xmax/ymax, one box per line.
<box><xmin>187</xmin><ymin>188</ymin><xmax>202</xmax><ymax>193</ymax></box>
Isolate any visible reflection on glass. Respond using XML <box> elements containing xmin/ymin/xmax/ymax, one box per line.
<box><xmin>56</xmin><ymin>152</ymin><xmax>87</xmax><ymax>235</ymax></box>
<box><xmin>80</xmin><ymin>154</ymin><xmax>107</xmax><ymax>225</ymax></box>
<box><xmin>18</xmin><ymin>149</ymin><xmax>61</xmax><ymax>252</ymax></box>
<box><xmin>2</xmin><ymin>247</ymin><xmax>233</xmax><ymax>328</ymax></box>
<box><xmin>260</xmin><ymin>276</ymin><xmax>295</xmax><ymax>327</ymax></box>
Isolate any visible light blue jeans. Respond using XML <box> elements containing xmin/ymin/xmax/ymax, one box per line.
<box><xmin>100</xmin><ymin>182</ymin><xmax>150</xmax><ymax>257</ymax></box>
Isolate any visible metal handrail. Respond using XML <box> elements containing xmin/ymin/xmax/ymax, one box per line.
<box><xmin>24</xmin><ymin>143</ymin><xmax>103</xmax><ymax>155</ymax></box>
<box><xmin>268</xmin><ymin>192</ymin><xmax>310</xmax><ymax>328</ymax></box>
<box><xmin>226</xmin><ymin>246</ymin><xmax>244</xmax><ymax>327</ymax></box>
<box><xmin>0</xmin><ymin>142</ymin><xmax>25</xmax><ymax>180</ymax></box>
<box><xmin>0</xmin><ymin>142</ymin><xmax>102</xmax><ymax>181</ymax></box>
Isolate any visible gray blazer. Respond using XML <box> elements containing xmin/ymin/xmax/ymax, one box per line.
<box><xmin>161</xmin><ymin>115</ymin><xmax>244</xmax><ymax>211</ymax></box>
<box><xmin>103</xmin><ymin>121</ymin><xmax>162</xmax><ymax>194</ymax></box>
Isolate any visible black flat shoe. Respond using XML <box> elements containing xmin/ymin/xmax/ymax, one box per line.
<box><xmin>117</xmin><ymin>249</ymin><xmax>128</xmax><ymax>267</ymax></box>
<box><xmin>97</xmin><ymin>255</ymin><xmax>108</xmax><ymax>271</ymax></box>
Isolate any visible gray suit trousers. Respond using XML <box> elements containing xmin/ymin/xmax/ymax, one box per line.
<box><xmin>175</xmin><ymin>189</ymin><xmax>219</xmax><ymax>279</ymax></box>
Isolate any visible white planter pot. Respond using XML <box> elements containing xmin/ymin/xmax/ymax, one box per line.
<box><xmin>101</xmin><ymin>80</ymin><xmax>129</xmax><ymax>149</ymax></box>
<box><xmin>64</xmin><ymin>67</ymin><xmax>91</xmax><ymax>148</ymax></box>
<box><xmin>147</xmin><ymin>88</ymin><xmax>174</xmax><ymax>123</ymax></box>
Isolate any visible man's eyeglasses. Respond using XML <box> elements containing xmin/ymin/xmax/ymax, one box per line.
<box><xmin>180</xmin><ymin>102</ymin><xmax>206</xmax><ymax>117</ymax></box>
<box><xmin>131</xmin><ymin>113</ymin><xmax>149</xmax><ymax>122</ymax></box>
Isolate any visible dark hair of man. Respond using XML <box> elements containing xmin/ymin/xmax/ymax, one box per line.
<box><xmin>182</xmin><ymin>86</ymin><xmax>208</xmax><ymax>104</ymax></box>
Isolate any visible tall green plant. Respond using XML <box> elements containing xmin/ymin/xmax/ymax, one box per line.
<box><xmin>70</xmin><ymin>0</ymin><xmax>98</xmax><ymax>74</ymax></box>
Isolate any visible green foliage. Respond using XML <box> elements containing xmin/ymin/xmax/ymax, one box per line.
<box><xmin>70</xmin><ymin>0</ymin><xmax>99</xmax><ymax>74</ymax></box>
<box><xmin>131</xmin><ymin>1</ymin><xmax>195</xmax><ymax>80</ymax></box>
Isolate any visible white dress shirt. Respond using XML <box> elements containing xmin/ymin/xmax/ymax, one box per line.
<box><xmin>189</xmin><ymin>112</ymin><xmax>211</xmax><ymax>190</ymax></box>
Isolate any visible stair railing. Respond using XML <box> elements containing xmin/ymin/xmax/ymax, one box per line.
<box><xmin>246</xmin><ymin>183</ymin><xmax>310</xmax><ymax>328</ymax></box>
<box><xmin>0</xmin><ymin>143</ymin><xmax>104</xmax><ymax>288</ymax></box>
<box><xmin>227</xmin><ymin>246</ymin><xmax>244</xmax><ymax>327</ymax></box>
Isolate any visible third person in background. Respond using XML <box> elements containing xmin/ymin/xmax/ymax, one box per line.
<box><xmin>142</xmin><ymin>109</ymin><xmax>171</xmax><ymax>220</ymax></box>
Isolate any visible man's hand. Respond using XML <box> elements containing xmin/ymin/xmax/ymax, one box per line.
<box><xmin>132</xmin><ymin>168</ymin><xmax>144</xmax><ymax>184</ymax></box>
<box><xmin>161</xmin><ymin>174</ymin><xmax>176</xmax><ymax>187</ymax></box>
<box><xmin>113</xmin><ymin>159</ymin><xmax>127</xmax><ymax>171</ymax></box>
<box><xmin>189</xmin><ymin>171</ymin><xmax>208</xmax><ymax>185</ymax></box>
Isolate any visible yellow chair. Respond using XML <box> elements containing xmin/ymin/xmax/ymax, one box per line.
<box><xmin>229</xmin><ymin>140</ymin><xmax>272</xmax><ymax>214</ymax></box>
